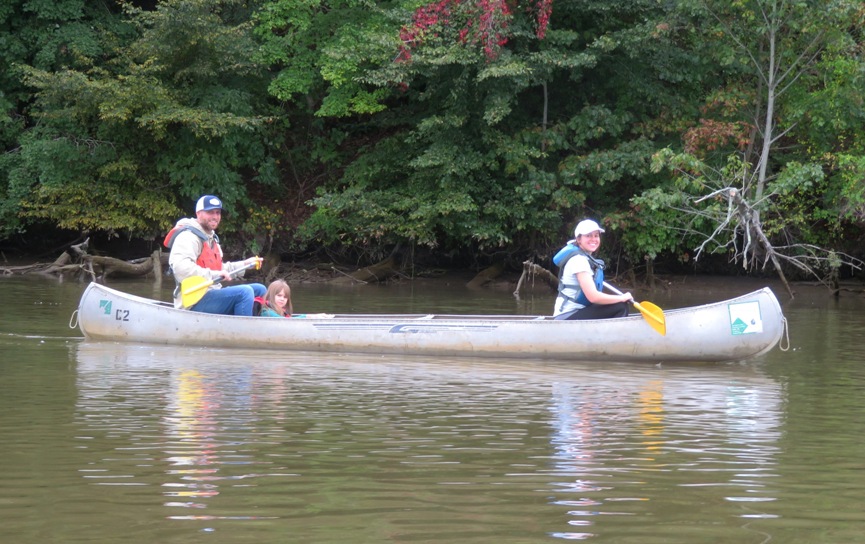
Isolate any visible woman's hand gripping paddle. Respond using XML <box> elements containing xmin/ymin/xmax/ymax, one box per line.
<box><xmin>180</xmin><ymin>258</ymin><xmax>261</xmax><ymax>309</ymax></box>
<box><xmin>603</xmin><ymin>281</ymin><xmax>666</xmax><ymax>336</ymax></box>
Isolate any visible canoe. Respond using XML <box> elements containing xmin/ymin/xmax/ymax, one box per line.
<box><xmin>73</xmin><ymin>282</ymin><xmax>787</xmax><ymax>363</ymax></box>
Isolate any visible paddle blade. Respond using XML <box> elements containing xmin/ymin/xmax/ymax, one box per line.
<box><xmin>180</xmin><ymin>276</ymin><xmax>214</xmax><ymax>308</ymax></box>
<box><xmin>633</xmin><ymin>300</ymin><xmax>666</xmax><ymax>336</ymax></box>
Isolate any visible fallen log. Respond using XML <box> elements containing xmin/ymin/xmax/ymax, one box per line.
<box><xmin>2</xmin><ymin>252</ymin><xmax>81</xmax><ymax>277</ymax></box>
<box><xmin>331</xmin><ymin>256</ymin><xmax>399</xmax><ymax>284</ymax></box>
<box><xmin>513</xmin><ymin>260</ymin><xmax>558</xmax><ymax>296</ymax></box>
<box><xmin>467</xmin><ymin>262</ymin><xmax>504</xmax><ymax>289</ymax></box>
<box><xmin>87</xmin><ymin>254</ymin><xmax>159</xmax><ymax>279</ymax></box>
<box><xmin>0</xmin><ymin>238</ymin><xmax>162</xmax><ymax>282</ymax></box>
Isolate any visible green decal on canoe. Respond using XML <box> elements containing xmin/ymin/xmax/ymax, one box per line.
<box><xmin>99</xmin><ymin>300</ymin><xmax>112</xmax><ymax>315</ymax></box>
<box><xmin>728</xmin><ymin>301</ymin><xmax>763</xmax><ymax>335</ymax></box>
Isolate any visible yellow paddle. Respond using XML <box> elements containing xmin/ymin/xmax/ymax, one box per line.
<box><xmin>180</xmin><ymin>259</ymin><xmax>260</xmax><ymax>309</ymax></box>
<box><xmin>603</xmin><ymin>281</ymin><xmax>666</xmax><ymax>336</ymax></box>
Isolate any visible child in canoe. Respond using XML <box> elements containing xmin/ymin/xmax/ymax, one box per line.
<box><xmin>258</xmin><ymin>279</ymin><xmax>333</xmax><ymax>319</ymax></box>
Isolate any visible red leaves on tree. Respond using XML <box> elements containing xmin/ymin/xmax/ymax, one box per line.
<box><xmin>534</xmin><ymin>0</ymin><xmax>552</xmax><ymax>39</ymax></box>
<box><xmin>397</xmin><ymin>0</ymin><xmax>454</xmax><ymax>62</ymax></box>
<box><xmin>683</xmin><ymin>119</ymin><xmax>753</xmax><ymax>155</ymax></box>
<box><xmin>683</xmin><ymin>91</ymin><xmax>755</xmax><ymax>154</ymax></box>
<box><xmin>473</xmin><ymin>0</ymin><xmax>512</xmax><ymax>59</ymax></box>
<box><xmin>397</xmin><ymin>0</ymin><xmax>551</xmax><ymax>63</ymax></box>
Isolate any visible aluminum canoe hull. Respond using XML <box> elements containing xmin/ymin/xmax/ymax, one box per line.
<box><xmin>74</xmin><ymin>282</ymin><xmax>785</xmax><ymax>363</ymax></box>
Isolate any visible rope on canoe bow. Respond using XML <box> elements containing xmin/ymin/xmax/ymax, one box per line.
<box><xmin>778</xmin><ymin>317</ymin><xmax>790</xmax><ymax>352</ymax></box>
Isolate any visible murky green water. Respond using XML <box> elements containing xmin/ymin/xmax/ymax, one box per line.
<box><xmin>1</xmin><ymin>275</ymin><xmax>863</xmax><ymax>543</ymax></box>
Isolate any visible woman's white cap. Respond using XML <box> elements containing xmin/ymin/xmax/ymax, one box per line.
<box><xmin>574</xmin><ymin>219</ymin><xmax>605</xmax><ymax>237</ymax></box>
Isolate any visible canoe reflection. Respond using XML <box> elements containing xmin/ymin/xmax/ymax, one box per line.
<box><xmin>548</xmin><ymin>367</ymin><xmax>783</xmax><ymax>535</ymax></box>
<box><xmin>73</xmin><ymin>341</ymin><xmax>785</xmax><ymax>533</ymax></box>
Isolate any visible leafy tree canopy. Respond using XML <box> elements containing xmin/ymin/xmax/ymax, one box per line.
<box><xmin>0</xmin><ymin>0</ymin><xmax>862</xmax><ymax>282</ymax></box>
<box><xmin>6</xmin><ymin>0</ymin><xmax>282</xmax><ymax>246</ymax></box>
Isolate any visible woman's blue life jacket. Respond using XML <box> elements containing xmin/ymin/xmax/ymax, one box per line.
<box><xmin>553</xmin><ymin>242</ymin><xmax>605</xmax><ymax>307</ymax></box>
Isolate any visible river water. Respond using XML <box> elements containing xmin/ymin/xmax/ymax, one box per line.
<box><xmin>1</xmin><ymin>275</ymin><xmax>863</xmax><ymax>543</ymax></box>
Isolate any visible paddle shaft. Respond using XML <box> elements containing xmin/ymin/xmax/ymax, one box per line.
<box><xmin>602</xmin><ymin>281</ymin><xmax>666</xmax><ymax>336</ymax></box>
<box><xmin>209</xmin><ymin>260</ymin><xmax>258</xmax><ymax>286</ymax></box>
<box><xmin>182</xmin><ymin>260</ymin><xmax>257</xmax><ymax>294</ymax></box>
<box><xmin>601</xmin><ymin>281</ymin><xmax>645</xmax><ymax>311</ymax></box>
<box><xmin>179</xmin><ymin>260</ymin><xmax>261</xmax><ymax>310</ymax></box>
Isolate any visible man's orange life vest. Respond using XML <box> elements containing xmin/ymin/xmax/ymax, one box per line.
<box><xmin>163</xmin><ymin>226</ymin><xmax>223</xmax><ymax>271</ymax></box>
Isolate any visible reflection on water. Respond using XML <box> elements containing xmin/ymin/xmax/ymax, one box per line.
<box><xmin>70</xmin><ymin>342</ymin><xmax>788</xmax><ymax>542</ymax></box>
<box><xmin>3</xmin><ymin>276</ymin><xmax>865</xmax><ymax>543</ymax></box>
<box><xmin>546</xmin><ymin>372</ymin><xmax>783</xmax><ymax>540</ymax></box>
<box><xmin>164</xmin><ymin>369</ymin><xmax>227</xmax><ymax>505</ymax></box>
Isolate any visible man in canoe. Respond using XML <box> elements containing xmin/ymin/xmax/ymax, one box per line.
<box><xmin>552</xmin><ymin>219</ymin><xmax>634</xmax><ymax>320</ymax></box>
<box><xmin>164</xmin><ymin>195</ymin><xmax>266</xmax><ymax>315</ymax></box>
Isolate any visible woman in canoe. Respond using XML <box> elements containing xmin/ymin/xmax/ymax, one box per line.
<box><xmin>552</xmin><ymin>219</ymin><xmax>633</xmax><ymax>320</ymax></box>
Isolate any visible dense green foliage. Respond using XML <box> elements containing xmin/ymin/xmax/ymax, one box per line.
<box><xmin>318</xmin><ymin>3</ymin><xmax>673</xmax><ymax>249</ymax></box>
<box><xmin>1</xmin><ymin>0</ymin><xmax>863</xmax><ymax>278</ymax></box>
<box><xmin>4</xmin><ymin>0</ymin><xmax>285</xmax><ymax>244</ymax></box>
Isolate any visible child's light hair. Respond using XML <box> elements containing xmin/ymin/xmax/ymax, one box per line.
<box><xmin>265</xmin><ymin>279</ymin><xmax>292</xmax><ymax>316</ymax></box>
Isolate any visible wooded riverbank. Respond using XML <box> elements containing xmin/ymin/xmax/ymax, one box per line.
<box><xmin>4</xmin><ymin>239</ymin><xmax>863</xmax><ymax>304</ymax></box>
